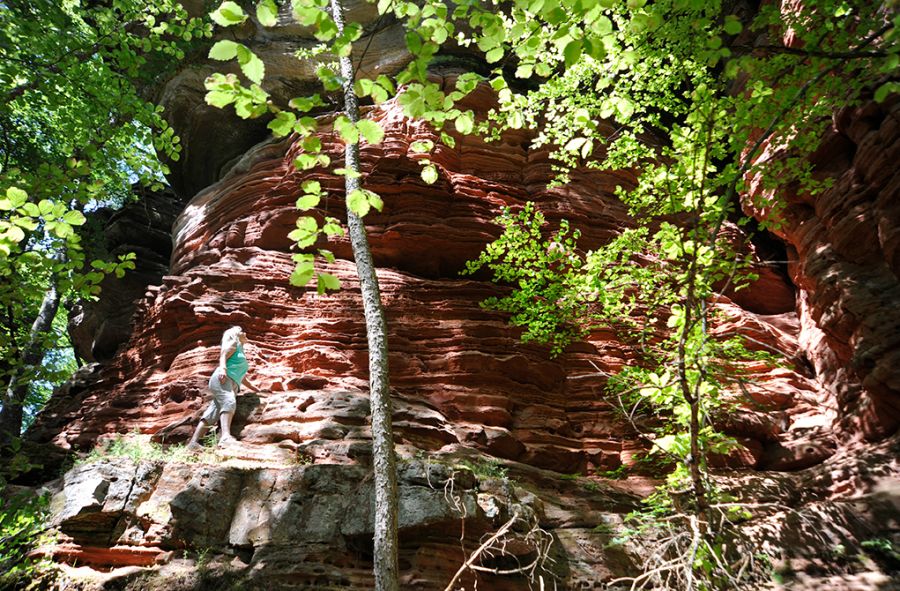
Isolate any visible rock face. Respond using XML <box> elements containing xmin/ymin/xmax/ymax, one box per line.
<box><xmin>19</xmin><ymin>6</ymin><xmax>900</xmax><ymax>588</ymax></box>
<box><xmin>745</xmin><ymin>97</ymin><xmax>900</xmax><ymax>441</ymax></box>
<box><xmin>43</xmin><ymin>454</ymin><xmax>642</xmax><ymax>590</ymax></box>
<box><xmin>34</xmin><ymin>85</ymin><xmax>815</xmax><ymax>473</ymax></box>
<box><xmin>25</xmin><ymin>83</ymin><xmax>899</xmax><ymax>587</ymax></box>
<box><xmin>68</xmin><ymin>186</ymin><xmax>187</xmax><ymax>363</ymax></box>
<box><xmin>156</xmin><ymin>0</ymin><xmax>414</xmax><ymax>198</ymax></box>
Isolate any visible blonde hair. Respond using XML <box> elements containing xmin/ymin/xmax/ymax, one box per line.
<box><xmin>221</xmin><ymin>325</ymin><xmax>243</xmax><ymax>352</ymax></box>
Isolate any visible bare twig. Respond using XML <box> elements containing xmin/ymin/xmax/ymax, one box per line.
<box><xmin>444</xmin><ymin>511</ymin><xmax>520</xmax><ymax>591</ymax></box>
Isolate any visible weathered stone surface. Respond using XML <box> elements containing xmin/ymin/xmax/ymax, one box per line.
<box><xmin>68</xmin><ymin>186</ymin><xmax>186</xmax><ymax>363</ymax></box>
<box><xmin>40</xmin><ymin>456</ymin><xmax>642</xmax><ymax>590</ymax></box>
<box><xmin>155</xmin><ymin>0</ymin><xmax>413</xmax><ymax>198</ymax></box>
<box><xmin>19</xmin><ymin>21</ymin><xmax>899</xmax><ymax>586</ymax></box>
<box><xmin>745</xmin><ymin>97</ymin><xmax>900</xmax><ymax>440</ymax></box>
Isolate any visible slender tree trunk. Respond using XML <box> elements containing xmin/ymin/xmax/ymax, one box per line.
<box><xmin>0</xmin><ymin>275</ymin><xmax>61</xmax><ymax>443</ymax></box>
<box><xmin>329</xmin><ymin>0</ymin><xmax>399</xmax><ymax>588</ymax></box>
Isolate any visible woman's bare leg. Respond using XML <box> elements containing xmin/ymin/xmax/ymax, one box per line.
<box><xmin>219</xmin><ymin>411</ymin><xmax>236</xmax><ymax>443</ymax></box>
<box><xmin>188</xmin><ymin>422</ymin><xmax>210</xmax><ymax>450</ymax></box>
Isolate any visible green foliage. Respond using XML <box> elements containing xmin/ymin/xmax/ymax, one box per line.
<box><xmin>78</xmin><ymin>432</ymin><xmax>233</xmax><ymax>466</ymax></box>
<box><xmin>202</xmin><ymin>0</ymin><xmax>498</xmax><ymax>291</ymax></box>
<box><xmin>465</xmin><ymin>0</ymin><xmax>894</xmax><ymax>472</ymax></box>
<box><xmin>458</xmin><ymin>1</ymin><xmax>895</xmax><ymax>587</ymax></box>
<box><xmin>861</xmin><ymin>538</ymin><xmax>900</xmax><ymax>565</ymax></box>
<box><xmin>455</xmin><ymin>457</ymin><xmax>509</xmax><ymax>480</ymax></box>
<box><xmin>0</xmin><ymin>0</ymin><xmax>211</xmax><ymax>435</ymax></box>
<box><xmin>0</xmin><ymin>439</ymin><xmax>56</xmax><ymax>588</ymax></box>
<box><xmin>464</xmin><ymin>202</ymin><xmax>588</xmax><ymax>356</ymax></box>
<box><xmin>0</xmin><ymin>490</ymin><xmax>53</xmax><ymax>589</ymax></box>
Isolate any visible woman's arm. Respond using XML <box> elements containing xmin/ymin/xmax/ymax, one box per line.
<box><xmin>217</xmin><ymin>343</ymin><xmax>236</xmax><ymax>385</ymax></box>
<box><xmin>219</xmin><ymin>343</ymin><xmax>236</xmax><ymax>372</ymax></box>
<box><xmin>241</xmin><ymin>375</ymin><xmax>260</xmax><ymax>392</ymax></box>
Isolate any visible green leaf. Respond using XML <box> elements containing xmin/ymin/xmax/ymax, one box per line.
<box><xmin>515</xmin><ymin>63</ymin><xmax>533</xmax><ymax>78</ymax></box>
<box><xmin>5</xmin><ymin>225</ymin><xmax>25</xmax><ymax>243</ymax></box>
<box><xmin>296</xmin><ymin>194</ymin><xmax>321</xmax><ymax>209</ymax></box>
<box><xmin>357</xmin><ymin>120</ymin><xmax>384</xmax><ymax>145</ymax></box>
<box><xmin>38</xmin><ymin>200</ymin><xmax>54</xmax><ymax>216</ymax></box>
<box><xmin>333</xmin><ymin>167</ymin><xmax>362</xmax><ymax>178</ymax></box>
<box><xmin>12</xmin><ymin>216</ymin><xmax>38</xmax><ymax>231</ymax></box>
<box><xmin>290</xmin><ymin>260</ymin><xmax>315</xmax><ymax>286</ymax></box>
<box><xmin>289</xmin><ymin>95</ymin><xmax>324</xmax><ymax>111</ymax></box>
<box><xmin>301</xmin><ymin>180</ymin><xmax>321</xmax><ymax>194</ymax></box>
<box><xmin>366</xmin><ymin>190</ymin><xmax>384</xmax><ymax>211</ymax></box>
<box><xmin>268</xmin><ymin>111</ymin><xmax>297</xmax><ymax>137</ymax></box>
<box><xmin>296</xmin><ymin>215</ymin><xmax>318</xmax><ymax>232</ymax></box>
<box><xmin>347</xmin><ymin>189</ymin><xmax>370</xmax><ymax>217</ymax></box>
<box><xmin>288</xmin><ymin>215</ymin><xmax>319</xmax><ymax>247</ymax></box>
<box><xmin>874</xmin><ymin>81</ymin><xmax>898</xmax><ymax>103</ymax></box>
<box><xmin>292</xmin><ymin>2</ymin><xmax>320</xmax><ymax>25</ymax></box>
<box><xmin>313</xmin><ymin>14</ymin><xmax>338</xmax><ymax>41</ymax></box>
<box><xmin>319</xmin><ymin>249</ymin><xmax>336</xmax><ymax>263</ymax></box>
<box><xmin>564</xmin><ymin>137</ymin><xmax>588</xmax><ymax>154</ymax></box>
<box><xmin>323</xmin><ymin>218</ymin><xmax>344</xmax><ymax>236</ymax></box>
<box><xmin>723</xmin><ymin>15</ymin><xmax>742</xmax><ymax>35</ymax></box>
<box><xmin>257</xmin><ymin>0</ymin><xmax>279</xmax><ymax>26</ymax></box>
<box><xmin>455</xmin><ymin>111</ymin><xmax>475</xmax><ymax>135</ymax></box>
<box><xmin>405</xmin><ymin>31</ymin><xmax>423</xmax><ymax>54</ymax></box>
<box><xmin>317</xmin><ymin>272</ymin><xmax>341</xmax><ymax>293</ymax></box>
<box><xmin>53</xmin><ymin>221</ymin><xmax>72</xmax><ymax>238</ymax></box>
<box><xmin>206</xmin><ymin>90</ymin><xmax>236</xmax><ymax>108</ymax></box>
<box><xmin>294</xmin><ymin>154</ymin><xmax>318</xmax><ymax>170</ymax></box>
<box><xmin>295</xmin><ymin>117</ymin><xmax>318</xmax><ymax>136</ymax></box>
<box><xmin>421</xmin><ymin>163</ymin><xmax>438</xmax><ymax>184</ymax></box>
<box><xmin>410</xmin><ymin>139</ymin><xmax>434</xmax><ymax>153</ymax></box>
<box><xmin>236</xmin><ymin>45</ymin><xmax>266</xmax><ymax>84</ymax></box>
<box><xmin>63</xmin><ymin>210</ymin><xmax>86</xmax><ymax>226</ymax></box>
<box><xmin>211</xmin><ymin>1</ymin><xmax>247</xmax><ymax>26</ymax></box>
<box><xmin>6</xmin><ymin>187</ymin><xmax>27</xmax><ymax>208</ymax></box>
<box><xmin>334</xmin><ymin>115</ymin><xmax>359</xmax><ymax>143</ymax></box>
<box><xmin>371</xmin><ymin>83</ymin><xmax>389</xmax><ymax>104</ymax></box>
<box><xmin>485</xmin><ymin>46</ymin><xmax>504</xmax><ymax>63</ymax></box>
<box><xmin>563</xmin><ymin>39</ymin><xmax>583</xmax><ymax>68</ymax></box>
<box><xmin>209</xmin><ymin>40</ymin><xmax>239</xmax><ymax>60</ymax></box>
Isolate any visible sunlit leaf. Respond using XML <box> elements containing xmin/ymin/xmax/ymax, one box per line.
<box><xmin>256</xmin><ymin>0</ymin><xmax>279</xmax><ymax>26</ymax></box>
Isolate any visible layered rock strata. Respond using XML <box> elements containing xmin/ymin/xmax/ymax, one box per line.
<box><xmin>32</xmin><ymin>84</ymin><xmax>816</xmax><ymax>474</ymax></box>
<box><xmin>24</xmin><ymin>79</ymin><xmax>891</xmax><ymax>587</ymax></box>
<box><xmin>745</xmin><ymin>96</ymin><xmax>900</xmax><ymax>440</ymax></box>
<box><xmin>17</xmin><ymin>5</ymin><xmax>899</xmax><ymax>580</ymax></box>
<box><xmin>68</xmin><ymin>186</ymin><xmax>186</xmax><ymax>363</ymax></box>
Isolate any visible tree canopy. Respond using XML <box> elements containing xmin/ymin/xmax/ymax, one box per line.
<box><xmin>0</xmin><ymin>0</ymin><xmax>210</xmax><ymax>439</ymax></box>
<box><xmin>0</xmin><ymin>0</ymin><xmax>896</xmax><ymax>586</ymax></box>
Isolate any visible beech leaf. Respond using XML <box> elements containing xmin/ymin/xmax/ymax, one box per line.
<box><xmin>256</xmin><ymin>0</ymin><xmax>278</xmax><ymax>27</ymax></box>
<box><xmin>209</xmin><ymin>40</ymin><xmax>239</xmax><ymax>60</ymax></box>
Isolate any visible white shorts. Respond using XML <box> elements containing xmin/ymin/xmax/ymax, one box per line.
<box><xmin>200</xmin><ymin>367</ymin><xmax>237</xmax><ymax>425</ymax></box>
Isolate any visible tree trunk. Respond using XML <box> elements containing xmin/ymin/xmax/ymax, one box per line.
<box><xmin>329</xmin><ymin>0</ymin><xmax>400</xmax><ymax>588</ymax></box>
<box><xmin>677</xmin><ymin>269</ymin><xmax>708</xmax><ymax>521</ymax></box>
<box><xmin>0</xmin><ymin>274</ymin><xmax>61</xmax><ymax>443</ymax></box>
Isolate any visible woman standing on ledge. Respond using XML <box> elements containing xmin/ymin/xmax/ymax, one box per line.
<box><xmin>187</xmin><ymin>325</ymin><xmax>261</xmax><ymax>450</ymax></box>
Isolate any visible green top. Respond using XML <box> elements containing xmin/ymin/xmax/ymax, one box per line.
<box><xmin>226</xmin><ymin>343</ymin><xmax>249</xmax><ymax>386</ymax></box>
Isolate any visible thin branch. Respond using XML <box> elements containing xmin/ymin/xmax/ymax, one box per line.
<box><xmin>444</xmin><ymin>511</ymin><xmax>520</xmax><ymax>591</ymax></box>
<box><xmin>733</xmin><ymin>44</ymin><xmax>887</xmax><ymax>59</ymax></box>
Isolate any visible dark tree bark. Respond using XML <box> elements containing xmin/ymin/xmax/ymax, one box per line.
<box><xmin>329</xmin><ymin>0</ymin><xmax>400</xmax><ymax>589</ymax></box>
<box><xmin>0</xmin><ymin>274</ymin><xmax>61</xmax><ymax>443</ymax></box>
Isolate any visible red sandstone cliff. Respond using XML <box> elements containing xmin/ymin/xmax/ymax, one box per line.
<box><xmin>14</xmin><ymin>2</ymin><xmax>900</xmax><ymax>587</ymax></box>
<box><xmin>22</xmin><ymin>83</ymin><xmax>898</xmax><ymax>588</ymax></box>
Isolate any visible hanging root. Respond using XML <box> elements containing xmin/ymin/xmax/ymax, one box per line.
<box><xmin>434</xmin><ymin>463</ymin><xmax>555</xmax><ymax>591</ymax></box>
